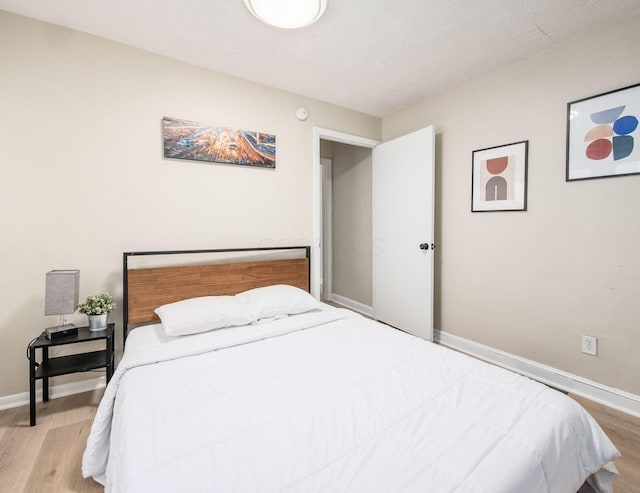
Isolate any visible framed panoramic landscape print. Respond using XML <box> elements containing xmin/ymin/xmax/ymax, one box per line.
<box><xmin>162</xmin><ymin>116</ymin><xmax>276</xmax><ymax>168</ymax></box>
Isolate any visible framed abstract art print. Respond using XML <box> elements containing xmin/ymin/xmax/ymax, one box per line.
<box><xmin>471</xmin><ymin>140</ymin><xmax>528</xmax><ymax>212</ymax></box>
<box><xmin>566</xmin><ymin>83</ymin><xmax>640</xmax><ymax>181</ymax></box>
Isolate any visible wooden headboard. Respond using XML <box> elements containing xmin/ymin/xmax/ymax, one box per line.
<box><xmin>123</xmin><ymin>246</ymin><xmax>310</xmax><ymax>344</ymax></box>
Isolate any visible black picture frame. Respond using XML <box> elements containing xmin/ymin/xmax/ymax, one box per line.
<box><xmin>471</xmin><ymin>140</ymin><xmax>528</xmax><ymax>212</ymax></box>
<box><xmin>566</xmin><ymin>82</ymin><xmax>640</xmax><ymax>181</ymax></box>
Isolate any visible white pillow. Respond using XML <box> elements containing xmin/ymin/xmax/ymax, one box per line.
<box><xmin>154</xmin><ymin>296</ymin><xmax>255</xmax><ymax>336</ymax></box>
<box><xmin>236</xmin><ymin>284</ymin><xmax>320</xmax><ymax>320</ymax></box>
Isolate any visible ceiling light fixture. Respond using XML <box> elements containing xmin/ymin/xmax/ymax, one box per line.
<box><xmin>244</xmin><ymin>0</ymin><xmax>327</xmax><ymax>29</ymax></box>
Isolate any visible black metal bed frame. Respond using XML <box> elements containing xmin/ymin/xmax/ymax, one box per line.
<box><xmin>122</xmin><ymin>246</ymin><xmax>311</xmax><ymax>345</ymax></box>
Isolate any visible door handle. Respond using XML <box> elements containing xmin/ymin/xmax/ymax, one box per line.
<box><xmin>419</xmin><ymin>243</ymin><xmax>429</xmax><ymax>250</ymax></box>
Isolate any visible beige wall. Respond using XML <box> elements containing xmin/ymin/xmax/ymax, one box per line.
<box><xmin>4</xmin><ymin>7</ymin><xmax>638</xmax><ymax>401</ymax></box>
<box><xmin>0</xmin><ymin>10</ymin><xmax>381</xmax><ymax>398</ymax></box>
<box><xmin>330</xmin><ymin>143</ymin><xmax>372</xmax><ymax>306</ymax></box>
<box><xmin>384</xmin><ymin>14</ymin><xmax>640</xmax><ymax>395</ymax></box>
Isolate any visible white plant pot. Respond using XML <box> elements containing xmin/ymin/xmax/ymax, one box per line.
<box><xmin>88</xmin><ymin>313</ymin><xmax>108</xmax><ymax>332</ymax></box>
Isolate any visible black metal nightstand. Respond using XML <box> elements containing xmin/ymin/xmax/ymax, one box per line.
<box><xmin>28</xmin><ymin>323</ymin><xmax>114</xmax><ymax>426</ymax></box>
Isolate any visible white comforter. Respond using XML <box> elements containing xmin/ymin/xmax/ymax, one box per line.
<box><xmin>83</xmin><ymin>308</ymin><xmax>619</xmax><ymax>493</ymax></box>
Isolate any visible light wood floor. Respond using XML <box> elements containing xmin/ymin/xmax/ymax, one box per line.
<box><xmin>0</xmin><ymin>390</ymin><xmax>638</xmax><ymax>492</ymax></box>
<box><xmin>0</xmin><ymin>391</ymin><xmax>103</xmax><ymax>493</ymax></box>
<box><xmin>572</xmin><ymin>395</ymin><xmax>640</xmax><ymax>493</ymax></box>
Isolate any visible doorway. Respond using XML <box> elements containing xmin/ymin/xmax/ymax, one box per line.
<box><xmin>320</xmin><ymin>142</ymin><xmax>374</xmax><ymax>316</ymax></box>
<box><xmin>312</xmin><ymin>128</ymin><xmax>379</xmax><ymax>303</ymax></box>
<box><xmin>313</xmin><ymin>125</ymin><xmax>435</xmax><ymax>342</ymax></box>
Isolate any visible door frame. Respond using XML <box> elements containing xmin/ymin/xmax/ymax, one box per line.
<box><xmin>320</xmin><ymin>157</ymin><xmax>333</xmax><ymax>300</ymax></box>
<box><xmin>312</xmin><ymin>127</ymin><xmax>380</xmax><ymax>299</ymax></box>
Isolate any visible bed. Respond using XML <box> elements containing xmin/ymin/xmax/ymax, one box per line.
<box><xmin>83</xmin><ymin>247</ymin><xmax>620</xmax><ymax>493</ymax></box>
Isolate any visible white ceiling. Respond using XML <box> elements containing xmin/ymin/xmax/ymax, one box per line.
<box><xmin>2</xmin><ymin>0</ymin><xmax>640</xmax><ymax>117</ymax></box>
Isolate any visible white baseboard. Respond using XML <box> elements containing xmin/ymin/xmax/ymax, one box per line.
<box><xmin>435</xmin><ymin>329</ymin><xmax>640</xmax><ymax>418</ymax></box>
<box><xmin>0</xmin><ymin>375</ymin><xmax>106</xmax><ymax>411</ymax></box>
<box><xmin>328</xmin><ymin>293</ymin><xmax>373</xmax><ymax>317</ymax></box>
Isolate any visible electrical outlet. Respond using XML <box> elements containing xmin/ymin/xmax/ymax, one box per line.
<box><xmin>581</xmin><ymin>335</ymin><xmax>598</xmax><ymax>356</ymax></box>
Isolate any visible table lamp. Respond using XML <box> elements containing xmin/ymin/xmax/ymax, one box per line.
<box><xmin>45</xmin><ymin>270</ymin><xmax>80</xmax><ymax>339</ymax></box>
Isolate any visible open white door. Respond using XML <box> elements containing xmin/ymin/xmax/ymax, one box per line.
<box><xmin>372</xmin><ymin>126</ymin><xmax>434</xmax><ymax>340</ymax></box>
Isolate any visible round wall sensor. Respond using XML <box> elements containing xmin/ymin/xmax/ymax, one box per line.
<box><xmin>296</xmin><ymin>107</ymin><xmax>308</xmax><ymax>121</ymax></box>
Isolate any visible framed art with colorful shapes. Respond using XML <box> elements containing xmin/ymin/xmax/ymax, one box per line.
<box><xmin>566</xmin><ymin>82</ymin><xmax>640</xmax><ymax>181</ymax></box>
<box><xmin>471</xmin><ymin>140</ymin><xmax>528</xmax><ymax>212</ymax></box>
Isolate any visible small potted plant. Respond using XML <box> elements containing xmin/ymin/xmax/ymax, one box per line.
<box><xmin>77</xmin><ymin>293</ymin><xmax>116</xmax><ymax>332</ymax></box>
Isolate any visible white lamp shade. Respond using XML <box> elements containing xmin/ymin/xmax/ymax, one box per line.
<box><xmin>45</xmin><ymin>270</ymin><xmax>80</xmax><ymax>316</ymax></box>
<box><xmin>244</xmin><ymin>0</ymin><xmax>327</xmax><ymax>29</ymax></box>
